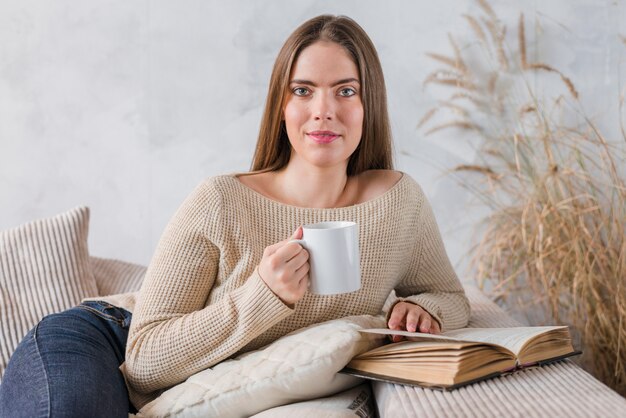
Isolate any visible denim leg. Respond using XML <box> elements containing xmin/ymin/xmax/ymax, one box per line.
<box><xmin>0</xmin><ymin>327</ymin><xmax>50</xmax><ymax>417</ymax></box>
<box><xmin>0</xmin><ymin>301</ymin><xmax>134</xmax><ymax>418</ymax></box>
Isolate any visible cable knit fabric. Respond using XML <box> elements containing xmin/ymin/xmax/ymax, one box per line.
<box><xmin>118</xmin><ymin>172</ymin><xmax>470</xmax><ymax>408</ymax></box>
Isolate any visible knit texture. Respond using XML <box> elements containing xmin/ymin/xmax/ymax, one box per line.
<box><xmin>122</xmin><ymin>173</ymin><xmax>470</xmax><ymax>407</ymax></box>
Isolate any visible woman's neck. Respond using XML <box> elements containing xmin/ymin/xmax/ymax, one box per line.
<box><xmin>274</xmin><ymin>164</ymin><xmax>357</xmax><ymax>209</ymax></box>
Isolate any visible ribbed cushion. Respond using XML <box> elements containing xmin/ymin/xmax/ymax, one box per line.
<box><xmin>372</xmin><ymin>285</ymin><xmax>626</xmax><ymax>417</ymax></box>
<box><xmin>0</xmin><ymin>206</ymin><xmax>98</xmax><ymax>380</ymax></box>
<box><xmin>90</xmin><ymin>256</ymin><xmax>146</xmax><ymax>296</ymax></box>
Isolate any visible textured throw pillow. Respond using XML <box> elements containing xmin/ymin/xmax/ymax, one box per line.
<box><xmin>251</xmin><ymin>382</ymin><xmax>377</xmax><ymax>418</ymax></box>
<box><xmin>135</xmin><ymin>315</ymin><xmax>387</xmax><ymax>418</ymax></box>
<box><xmin>90</xmin><ymin>256</ymin><xmax>146</xmax><ymax>296</ymax></box>
<box><xmin>0</xmin><ymin>206</ymin><xmax>98</xmax><ymax>380</ymax></box>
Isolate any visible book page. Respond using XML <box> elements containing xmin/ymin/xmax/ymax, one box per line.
<box><xmin>360</xmin><ymin>326</ymin><xmax>568</xmax><ymax>355</ymax></box>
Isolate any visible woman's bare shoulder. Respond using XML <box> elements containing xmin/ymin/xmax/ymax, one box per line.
<box><xmin>356</xmin><ymin>170</ymin><xmax>404</xmax><ymax>203</ymax></box>
<box><xmin>233</xmin><ymin>170</ymin><xmax>277</xmax><ymax>198</ymax></box>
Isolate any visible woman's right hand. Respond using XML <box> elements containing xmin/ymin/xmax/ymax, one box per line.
<box><xmin>258</xmin><ymin>227</ymin><xmax>310</xmax><ymax>306</ymax></box>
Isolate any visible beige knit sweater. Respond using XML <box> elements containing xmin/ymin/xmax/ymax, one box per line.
<box><xmin>122</xmin><ymin>173</ymin><xmax>470</xmax><ymax>407</ymax></box>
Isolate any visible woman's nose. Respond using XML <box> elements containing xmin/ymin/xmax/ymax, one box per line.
<box><xmin>312</xmin><ymin>93</ymin><xmax>335</xmax><ymax>120</ymax></box>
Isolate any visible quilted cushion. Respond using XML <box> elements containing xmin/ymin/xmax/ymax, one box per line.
<box><xmin>0</xmin><ymin>206</ymin><xmax>98</xmax><ymax>380</ymax></box>
<box><xmin>135</xmin><ymin>315</ymin><xmax>387</xmax><ymax>418</ymax></box>
<box><xmin>251</xmin><ymin>382</ymin><xmax>376</xmax><ymax>418</ymax></box>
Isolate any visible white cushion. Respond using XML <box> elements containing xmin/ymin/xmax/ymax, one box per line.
<box><xmin>136</xmin><ymin>315</ymin><xmax>386</xmax><ymax>418</ymax></box>
<box><xmin>251</xmin><ymin>382</ymin><xmax>376</xmax><ymax>418</ymax></box>
<box><xmin>0</xmin><ymin>206</ymin><xmax>98</xmax><ymax>380</ymax></box>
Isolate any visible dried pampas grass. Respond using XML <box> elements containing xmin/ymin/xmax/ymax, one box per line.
<box><xmin>420</xmin><ymin>1</ymin><xmax>626</xmax><ymax>396</ymax></box>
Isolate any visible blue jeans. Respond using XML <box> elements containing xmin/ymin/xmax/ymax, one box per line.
<box><xmin>0</xmin><ymin>301</ymin><xmax>136</xmax><ymax>418</ymax></box>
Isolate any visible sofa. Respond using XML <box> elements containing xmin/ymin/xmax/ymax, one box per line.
<box><xmin>2</xmin><ymin>206</ymin><xmax>625</xmax><ymax>417</ymax></box>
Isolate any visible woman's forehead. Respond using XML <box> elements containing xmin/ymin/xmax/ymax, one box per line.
<box><xmin>290</xmin><ymin>41</ymin><xmax>359</xmax><ymax>82</ymax></box>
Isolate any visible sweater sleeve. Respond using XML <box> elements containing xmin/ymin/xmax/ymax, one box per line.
<box><xmin>124</xmin><ymin>179</ymin><xmax>294</xmax><ymax>398</ymax></box>
<box><xmin>390</xmin><ymin>186</ymin><xmax>470</xmax><ymax>332</ymax></box>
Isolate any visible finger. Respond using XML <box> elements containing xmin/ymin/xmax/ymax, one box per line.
<box><xmin>274</xmin><ymin>240</ymin><xmax>306</xmax><ymax>263</ymax></box>
<box><xmin>405</xmin><ymin>308</ymin><xmax>421</xmax><ymax>333</ymax></box>
<box><xmin>292</xmin><ymin>226</ymin><xmax>303</xmax><ymax>240</ymax></box>
<box><xmin>388</xmin><ymin>303</ymin><xmax>407</xmax><ymax>330</ymax></box>
<box><xmin>391</xmin><ymin>335</ymin><xmax>405</xmax><ymax>343</ymax></box>
<box><xmin>419</xmin><ymin>314</ymin><xmax>431</xmax><ymax>333</ymax></box>
<box><xmin>282</xmin><ymin>226</ymin><xmax>303</xmax><ymax>245</ymax></box>
<box><xmin>297</xmin><ymin>272</ymin><xmax>310</xmax><ymax>292</ymax></box>
<box><xmin>266</xmin><ymin>227</ymin><xmax>304</xmax><ymax>256</ymax></box>
<box><xmin>287</xmin><ymin>248</ymin><xmax>309</xmax><ymax>269</ymax></box>
<box><xmin>430</xmin><ymin>319</ymin><xmax>441</xmax><ymax>334</ymax></box>
<box><xmin>293</xmin><ymin>259</ymin><xmax>310</xmax><ymax>281</ymax></box>
<box><xmin>263</xmin><ymin>240</ymin><xmax>284</xmax><ymax>257</ymax></box>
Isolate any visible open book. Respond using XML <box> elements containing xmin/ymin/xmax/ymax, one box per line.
<box><xmin>341</xmin><ymin>326</ymin><xmax>580</xmax><ymax>390</ymax></box>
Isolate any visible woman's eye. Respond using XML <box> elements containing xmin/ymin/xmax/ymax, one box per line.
<box><xmin>293</xmin><ymin>87</ymin><xmax>309</xmax><ymax>96</ymax></box>
<box><xmin>339</xmin><ymin>87</ymin><xmax>357</xmax><ymax>97</ymax></box>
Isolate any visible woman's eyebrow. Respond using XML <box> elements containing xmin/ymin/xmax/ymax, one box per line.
<box><xmin>289</xmin><ymin>78</ymin><xmax>360</xmax><ymax>87</ymax></box>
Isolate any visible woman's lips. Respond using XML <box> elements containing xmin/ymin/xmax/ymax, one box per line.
<box><xmin>307</xmin><ymin>131</ymin><xmax>340</xmax><ymax>144</ymax></box>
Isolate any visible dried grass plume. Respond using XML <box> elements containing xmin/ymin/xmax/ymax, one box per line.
<box><xmin>420</xmin><ymin>1</ymin><xmax>626</xmax><ymax>396</ymax></box>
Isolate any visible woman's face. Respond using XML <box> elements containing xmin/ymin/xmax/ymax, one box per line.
<box><xmin>283</xmin><ymin>41</ymin><xmax>364</xmax><ymax>172</ymax></box>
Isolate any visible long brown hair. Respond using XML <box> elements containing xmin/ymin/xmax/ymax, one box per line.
<box><xmin>251</xmin><ymin>15</ymin><xmax>393</xmax><ymax>176</ymax></box>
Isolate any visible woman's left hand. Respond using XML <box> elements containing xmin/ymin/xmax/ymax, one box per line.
<box><xmin>387</xmin><ymin>301</ymin><xmax>441</xmax><ymax>342</ymax></box>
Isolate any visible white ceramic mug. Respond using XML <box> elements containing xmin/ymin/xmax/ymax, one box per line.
<box><xmin>292</xmin><ymin>221</ymin><xmax>361</xmax><ymax>295</ymax></box>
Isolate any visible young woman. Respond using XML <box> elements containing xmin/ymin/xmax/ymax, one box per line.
<box><xmin>0</xmin><ymin>14</ymin><xmax>470</xmax><ymax>417</ymax></box>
